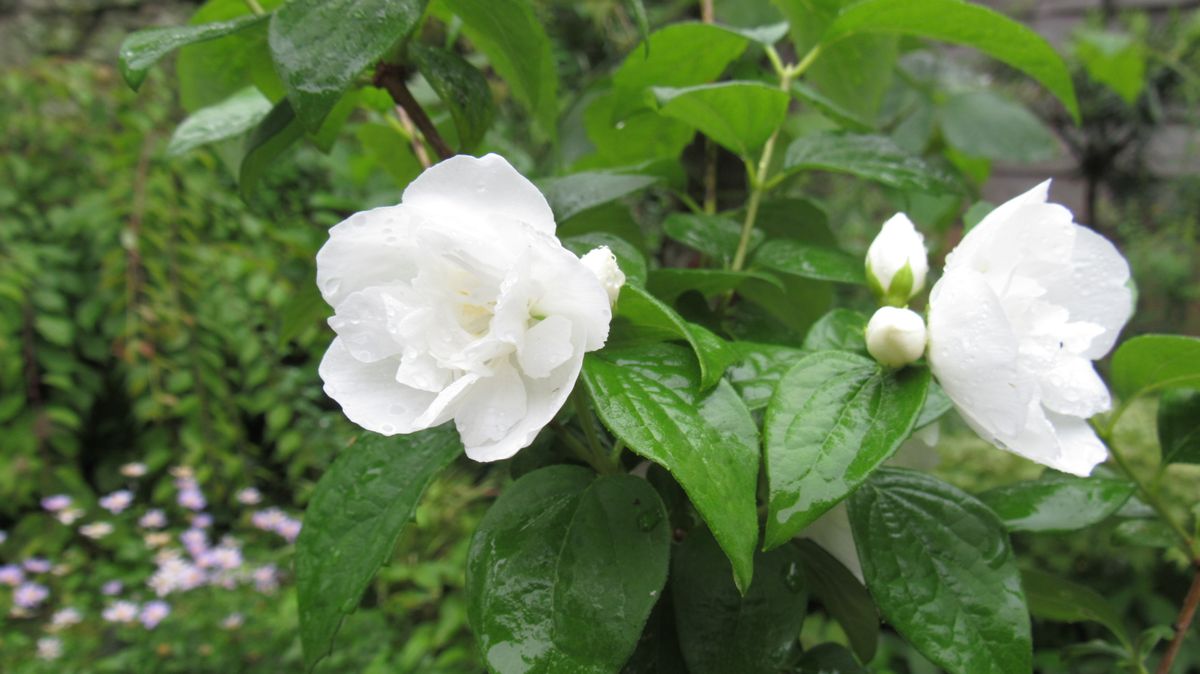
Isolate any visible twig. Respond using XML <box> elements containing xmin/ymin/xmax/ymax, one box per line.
<box><xmin>373</xmin><ymin>63</ymin><xmax>454</xmax><ymax>161</ymax></box>
<box><xmin>394</xmin><ymin>106</ymin><xmax>432</xmax><ymax>169</ymax></box>
<box><xmin>1156</xmin><ymin>564</ymin><xmax>1200</xmax><ymax>674</ymax></box>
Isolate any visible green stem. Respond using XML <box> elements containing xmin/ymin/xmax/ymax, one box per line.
<box><xmin>551</xmin><ymin>422</ymin><xmax>614</xmax><ymax>476</ymax></box>
<box><xmin>609</xmin><ymin>438</ymin><xmax>626</xmax><ymax>466</ymax></box>
<box><xmin>243</xmin><ymin>0</ymin><xmax>265</xmax><ymax>15</ymax></box>
<box><xmin>573</xmin><ymin>387</ymin><xmax>606</xmax><ymax>460</ymax></box>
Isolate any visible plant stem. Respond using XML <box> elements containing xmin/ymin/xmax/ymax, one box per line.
<box><xmin>243</xmin><ymin>0</ymin><xmax>265</xmax><ymax>15</ymax></box>
<box><xmin>1155</xmin><ymin>565</ymin><xmax>1200</xmax><ymax>674</ymax></box>
<box><xmin>572</xmin><ymin>387</ymin><xmax>606</xmax><ymax>461</ymax></box>
<box><xmin>551</xmin><ymin>422</ymin><xmax>614</xmax><ymax>475</ymax></box>
<box><xmin>373</xmin><ymin>63</ymin><xmax>454</xmax><ymax>161</ymax></box>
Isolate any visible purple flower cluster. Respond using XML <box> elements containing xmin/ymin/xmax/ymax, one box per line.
<box><xmin>250</xmin><ymin>507</ymin><xmax>302</xmax><ymax>543</ymax></box>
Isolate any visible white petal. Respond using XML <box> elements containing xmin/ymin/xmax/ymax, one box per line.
<box><xmin>316</xmin><ymin>206</ymin><xmax>418</xmax><ymax>308</ymax></box>
<box><xmin>519</xmin><ymin>315</ymin><xmax>574</xmax><ymax>379</ymax></box>
<box><xmin>1044</xmin><ymin>225</ymin><xmax>1133</xmax><ymax>359</ymax></box>
<box><xmin>950</xmin><ymin>180</ymin><xmax>1051</xmax><ymax>271</ymax></box>
<box><xmin>1037</xmin><ymin>355</ymin><xmax>1111</xmax><ymax>418</ymax></box>
<box><xmin>319</xmin><ymin>338</ymin><xmax>474</xmax><ymax>435</ymax></box>
<box><xmin>866</xmin><ymin>212</ymin><xmax>928</xmax><ymax>297</ymax></box>
<box><xmin>325</xmin><ymin>288</ymin><xmax>407</xmax><ymax>363</ymax></box>
<box><xmin>928</xmin><ymin>268</ymin><xmax>1035</xmax><ymax>438</ymax></box>
<box><xmin>801</xmin><ymin>503</ymin><xmax>863</xmax><ymax>583</ymax></box>
<box><xmin>455</xmin><ymin>358</ymin><xmax>529</xmax><ymax>454</ymax></box>
<box><xmin>526</xmin><ymin>241</ymin><xmax>612</xmax><ymax>352</ymax></box>
<box><xmin>402</xmin><ymin>154</ymin><xmax>556</xmax><ymax>236</ymax></box>
<box><xmin>1044</xmin><ymin>411</ymin><xmax>1109</xmax><ymax>477</ymax></box>
<box><xmin>395</xmin><ymin>350</ymin><xmax>451</xmax><ymax>392</ymax></box>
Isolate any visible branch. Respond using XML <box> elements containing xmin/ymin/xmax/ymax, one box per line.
<box><xmin>373</xmin><ymin>63</ymin><xmax>454</xmax><ymax>161</ymax></box>
<box><xmin>1156</xmin><ymin>564</ymin><xmax>1200</xmax><ymax>674</ymax></box>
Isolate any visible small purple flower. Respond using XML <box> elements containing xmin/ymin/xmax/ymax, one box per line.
<box><xmin>251</xmin><ymin>507</ymin><xmax>286</xmax><ymax>532</ymax></box>
<box><xmin>0</xmin><ymin>564</ymin><xmax>25</xmax><ymax>586</ymax></box>
<box><xmin>278</xmin><ymin>518</ymin><xmax>302</xmax><ymax>543</ymax></box>
<box><xmin>252</xmin><ymin>565</ymin><xmax>279</xmax><ymax>593</ymax></box>
<box><xmin>235</xmin><ymin>487</ymin><xmax>262</xmax><ymax>505</ymax></box>
<box><xmin>191</xmin><ymin>513</ymin><xmax>213</xmax><ymax>529</ymax></box>
<box><xmin>13</xmin><ymin>582</ymin><xmax>49</xmax><ymax>609</ymax></box>
<box><xmin>221</xmin><ymin>612</ymin><xmax>244</xmax><ymax>630</ymax></box>
<box><xmin>181</xmin><ymin>528</ymin><xmax>208</xmax><ymax>557</ymax></box>
<box><xmin>139</xmin><ymin>600</ymin><xmax>170</xmax><ymax>629</ymax></box>
<box><xmin>139</xmin><ymin>509</ymin><xmax>166</xmax><ymax>529</ymax></box>
<box><xmin>80</xmin><ymin>522</ymin><xmax>113</xmax><ymax>539</ymax></box>
<box><xmin>22</xmin><ymin>558</ymin><xmax>51</xmax><ymax>574</ymax></box>
<box><xmin>100</xmin><ymin>490</ymin><xmax>134</xmax><ymax>514</ymax></box>
<box><xmin>102</xmin><ymin>600</ymin><xmax>139</xmax><ymax>624</ymax></box>
<box><xmin>41</xmin><ymin>495</ymin><xmax>71</xmax><ymax>512</ymax></box>
<box><xmin>101</xmin><ymin>580</ymin><xmax>123</xmax><ymax>596</ymax></box>
<box><xmin>178</xmin><ymin>488</ymin><xmax>206</xmax><ymax>511</ymax></box>
<box><xmin>49</xmin><ymin>607</ymin><xmax>83</xmax><ymax>630</ymax></box>
<box><xmin>120</xmin><ymin>462</ymin><xmax>148</xmax><ymax>478</ymax></box>
<box><xmin>56</xmin><ymin>508</ymin><xmax>84</xmax><ymax>525</ymax></box>
<box><xmin>0</xmin><ymin>530</ymin><xmax>7</xmax><ymax>544</ymax></box>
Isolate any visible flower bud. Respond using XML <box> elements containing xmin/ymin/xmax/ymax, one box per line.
<box><xmin>865</xmin><ymin>213</ymin><xmax>928</xmax><ymax>306</ymax></box>
<box><xmin>580</xmin><ymin>246</ymin><xmax>626</xmax><ymax>305</ymax></box>
<box><xmin>865</xmin><ymin>307</ymin><xmax>927</xmax><ymax>368</ymax></box>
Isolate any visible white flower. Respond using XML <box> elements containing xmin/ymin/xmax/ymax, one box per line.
<box><xmin>80</xmin><ymin>522</ymin><xmax>114</xmax><ymax>540</ymax></box>
<box><xmin>102</xmin><ymin>600</ymin><xmax>139</xmax><ymax>624</ymax></box>
<box><xmin>579</xmin><ymin>246</ymin><xmax>625</xmax><ymax>305</ymax></box>
<box><xmin>865</xmin><ymin>307</ymin><xmax>927</xmax><ymax>368</ymax></box>
<box><xmin>120</xmin><ymin>462</ymin><xmax>147</xmax><ymax>478</ymax></box>
<box><xmin>36</xmin><ymin>637</ymin><xmax>62</xmax><ymax>661</ymax></box>
<box><xmin>100</xmin><ymin>490</ymin><xmax>133</xmax><ymax>514</ymax></box>
<box><xmin>316</xmin><ymin>154</ymin><xmax>613</xmax><ymax>461</ymax></box>
<box><xmin>49</xmin><ymin>607</ymin><xmax>83</xmax><ymax>631</ymax></box>
<box><xmin>866</xmin><ymin>213</ymin><xmax>928</xmax><ymax>305</ymax></box>
<box><xmin>928</xmin><ymin>181</ymin><xmax>1133</xmax><ymax>476</ymax></box>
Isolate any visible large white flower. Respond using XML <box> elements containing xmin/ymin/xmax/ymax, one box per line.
<box><xmin>316</xmin><ymin>154</ymin><xmax>614</xmax><ymax>462</ymax></box>
<box><xmin>927</xmin><ymin>181</ymin><xmax>1133</xmax><ymax>476</ymax></box>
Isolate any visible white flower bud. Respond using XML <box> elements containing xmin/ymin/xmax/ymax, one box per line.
<box><xmin>865</xmin><ymin>307</ymin><xmax>927</xmax><ymax>368</ymax></box>
<box><xmin>580</xmin><ymin>246</ymin><xmax>625</xmax><ymax>305</ymax></box>
<box><xmin>865</xmin><ymin>213</ymin><xmax>928</xmax><ymax>305</ymax></box>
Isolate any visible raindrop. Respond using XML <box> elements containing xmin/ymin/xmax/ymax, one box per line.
<box><xmin>781</xmin><ymin>561</ymin><xmax>804</xmax><ymax>593</ymax></box>
<box><xmin>636</xmin><ymin>509</ymin><xmax>662</xmax><ymax>532</ymax></box>
<box><xmin>322</xmin><ymin>278</ymin><xmax>342</xmax><ymax>295</ymax></box>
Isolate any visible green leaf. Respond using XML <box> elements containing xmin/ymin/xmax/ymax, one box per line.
<box><xmin>1111</xmin><ymin>335</ymin><xmax>1200</xmax><ymax>401</ymax></box>
<box><xmin>1074</xmin><ymin>29</ymin><xmax>1146</xmax><ymax>105</ymax></box>
<box><xmin>726</xmin><ymin>342</ymin><xmax>808</xmax><ymax>412</ymax></box>
<box><xmin>783</xmin><ymin>133</ymin><xmax>957</xmax><ymax>192</ymax></box>
<box><xmin>764</xmin><ymin>352</ymin><xmax>929</xmax><ymax>548</ymax></box>
<box><xmin>753</xmin><ymin>239</ymin><xmax>865</xmax><ymax>284</ymax></box>
<box><xmin>175</xmin><ymin>0</ymin><xmax>286</xmax><ymax>113</ymax></box>
<box><xmin>441</xmin><ymin>0</ymin><xmax>559</xmax><ymax>140</ymax></box>
<box><xmin>653</xmin><ymin>82</ymin><xmax>790</xmax><ymax>158</ymax></box>
<box><xmin>537</xmin><ymin>172</ymin><xmax>659</xmax><ymax>222</ymax></box>
<box><xmin>612</xmin><ymin>22</ymin><xmax>750</xmax><ymax>118</ymax></box>
<box><xmin>671</xmin><ymin>528</ymin><xmax>807</xmax><ymax>673</ymax></box>
<box><xmin>167</xmin><ymin>86</ymin><xmax>273</xmax><ymax>157</ymax></box>
<box><xmin>411</xmin><ymin>43</ymin><xmax>495</xmax><ymax>151</ymax></box>
<box><xmin>584</xmin><ymin>92</ymin><xmax>695</xmax><ymax>166</ymax></box>
<box><xmin>1158</xmin><ymin>389</ymin><xmax>1200</xmax><ymax>465</ymax></box>
<box><xmin>662</xmin><ymin>213</ymin><xmax>759</xmax><ymax>264</ymax></box>
<box><xmin>790</xmin><ymin>80</ymin><xmax>874</xmax><ymax>132</ymax></box>
<box><xmin>979</xmin><ymin>473</ymin><xmax>1134</xmax><ymax>533</ymax></box>
<box><xmin>269</xmin><ymin>0</ymin><xmax>427</xmax><ymax>131</ymax></box>
<box><xmin>647</xmin><ymin>269</ymin><xmax>781</xmax><ymax>304</ymax></box>
<box><xmin>239</xmin><ymin>99</ymin><xmax>305</xmax><ymax>200</ymax></box>
<box><xmin>561</xmin><ymin>233</ymin><xmax>648</xmax><ymax>288</ymax></box>
<box><xmin>296</xmin><ymin>426</ymin><xmax>462</xmax><ymax>670</ymax></box>
<box><xmin>803</xmin><ymin>309</ymin><xmax>867</xmax><ymax>353</ymax></box>
<box><xmin>848</xmin><ymin>468</ymin><xmax>1031</xmax><ymax>674</ymax></box>
<box><xmin>1112</xmin><ymin>519</ymin><xmax>1177</xmax><ymax>549</ymax></box>
<box><xmin>939</xmin><ymin>91</ymin><xmax>1058</xmax><ymax>163</ymax></box>
<box><xmin>821</xmin><ymin>0</ymin><xmax>1080</xmax><ymax>123</ymax></box>
<box><xmin>615</xmin><ymin>284</ymin><xmax>736</xmax><ymax>391</ymax></box>
<box><xmin>797</xmin><ymin>540</ymin><xmax>878</xmax><ymax>663</ymax></box>
<box><xmin>1022</xmin><ymin>568</ymin><xmax>1131</xmax><ymax>647</ymax></box>
<box><xmin>796</xmin><ymin>643</ymin><xmax>868</xmax><ymax>673</ymax></box>
<box><xmin>583</xmin><ymin>344</ymin><xmax>760</xmax><ymax>592</ymax></box>
<box><xmin>915</xmin><ymin>381</ymin><xmax>953</xmax><ymax>429</ymax></box>
<box><xmin>119</xmin><ymin>14</ymin><xmax>268</xmax><ymax>90</ymax></box>
<box><xmin>467</xmin><ymin>465</ymin><xmax>670</xmax><ymax>674</ymax></box>
<box><xmin>622</xmin><ymin>0</ymin><xmax>651</xmax><ymax>51</ymax></box>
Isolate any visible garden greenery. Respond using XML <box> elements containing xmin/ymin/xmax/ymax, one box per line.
<box><xmin>10</xmin><ymin>0</ymin><xmax>1197</xmax><ymax>672</ymax></box>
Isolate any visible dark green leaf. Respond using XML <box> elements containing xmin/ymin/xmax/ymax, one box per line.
<box><xmin>735</xmin><ymin>275</ymin><xmax>834</xmax><ymax>344</ymax></box>
<box><xmin>612</xmin><ymin>22</ymin><xmax>750</xmax><ymax>118</ymax></box>
<box><xmin>790</xmin><ymin>80</ymin><xmax>874</xmax><ymax>132</ymax></box>
<box><xmin>1022</xmin><ymin>568</ymin><xmax>1131</xmax><ymax>647</ymax></box>
<box><xmin>411</xmin><ymin>43</ymin><xmax>495</xmax><ymax>151</ymax></box>
<box><xmin>795</xmin><ymin>643</ymin><xmax>868</xmax><ymax>673</ymax></box>
<box><xmin>615</xmin><ymin>284</ymin><xmax>736</xmax><ymax>391</ymax></box>
<box><xmin>584</xmin><ymin>344</ymin><xmax>760</xmax><ymax>591</ymax></box>
<box><xmin>119</xmin><ymin>13</ymin><xmax>268</xmax><ymax>90</ymax></box>
<box><xmin>176</xmin><ymin>0</ymin><xmax>286</xmax><ymax>113</ymax></box>
<box><xmin>647</xmin><ymin>269</ymin><xmax>781</xmax><ymax>304</ymax></box>
<box><xmin>538</xmin><ymin>173</ymin><xmax>659</xmax><ymax>221</ymax></box>
<box><xmin>167</xmin><ymin>86</ymin><xmax>273</xmax><ymax>157</ymax></box>
<box><xmin>561</xmin><ymin>232</ymin><xmax>648</xmax><ymax>287</ymax></box>
<box><xmin>1112</xmin><ymin>519</ymin><xmax>1177</xmax><ymax>549</ymax></box>
<box><xmin>662</xmin><ymin>212</ymin><xmax>759</xmax><ymax>264</ymax></box>
<box><xmin>441</xmin><ymin>0</ymin><xmax>559</xmax><ymax>139</ymax></box>
<box><xmin>979</xmin><ymin>473</ymin><xmax>1135</xmax><ymax>533</ymax></box>
<box><xmin>821</xmin><ymin>0</ymin><xmax>1080</xmax><ymax>122</ymax></box>
<box><xmin>1111</xmin><ymin>335</ymin><xmax>1200</xmax><ymax>400</ymax></box>
<box><xmin>239</xmin><ymin>99</ymin><xmax>305</xmax><ymax>200</ymax></box>
<box><xmin>754</xmin><ymin>239</ymin><xmax>865</xmax><ymax>284</ymax></box>
<box><xmin>764</xmin><ymin>352</ymin><xmax>929</xmax><ymax>548</ymax></box>
<box><xmin>848</xmin><ymin>468</ymin><xmax>1031</xmax><ymax>674</ymax></box>
<box><xmin>269</xmin><ymin>0</ymin><xmax>427</xmax><ymax>131</ymax></box>
<box><xmin>1158</xmin><ymin>388</ymin><xmax>1200</xmax><ymax>465</ymax></box>
<box><xmin>672</xmin><ymin>528</ymin><xmax>807</xmax><ymax>673</ymax></box>
<box><xmin>467</xmin><ymin>466</ymin><xmax>670</xmax><ymax>674</ymax></box>
<box><xmin>621</xmin><ymin>597</ymin><xmax>688</xmax><ymax>674</ymax></box>
<box><xmin>783</xmin><ymin>133</ymin><xmax>957</xmax><ymax>192</ymax></box>
<box><xmin>803</xmin><ymin>309</ymin><xmax>867</xmax><ymax>353</ymax></box>
<box><xmin>797</xmin><ymin>540</ymin><xmax>878</xmax><ymax>663</ymax></box>
<box><xmin>726</xmin><ymin>342</ymin><xmax>808</xmax><ymax>411</ymax></box>
<box><xmin>914</xmin><ymin>381</ymin><xmax>952</xmax><ymax>429</ymax></box>
<box><xmin>296</xmin><ymin>427</ymin><xmax>462</xmax><ymax>670</ymax></box>
<box><xmin>940</xmin><ymin>91</ymin><xmax>1058</xmax><ymax>163</ymax></box>
<box><xmin>653</xmin><ymin>82</ymin><xmax>790</xmax><ymax>157</ymax></box>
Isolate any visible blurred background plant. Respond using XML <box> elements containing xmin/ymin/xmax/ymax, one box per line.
<box><xmin>0</xmin><ymin>0</ymin><xmax>1198</xmax><ymax>671</ymax></box>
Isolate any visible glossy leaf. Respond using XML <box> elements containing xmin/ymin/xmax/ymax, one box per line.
<box><xmin>269</xmin><ymin>0</ymin><xmax>427</xmax><ymax>131</ymax></box>
<box><xmin>411</xmin><ymin>43</ymin><xmax>495</xmax><ymax>151</ymax></box>
<box><xmin>561</xmin><ymin>233</ymin><xmax>648</xmax><ymax>287</ymax></box>
<box><xmin>467</xmin><ymin>466</ymin><xmax>670</xmax><ymax>674</ymax></box>
<box><xmin>584</xmin><ymin>92</ymin><xmax>696</xmax><ymax>166</ymax></box>
<box><xmin>662</xmin><ymin>213</ymin><xmax>760</xmax><ymax>264</ymax></box>
<box><xmin>441</xmin><ymin>0</ymin><xmax>559</xmax><ymax>139</ymax></box>
<box><xmin>753</xmin><ymin>239</ymin><xmax>865</xmax><ymax>284</ymax></box>
<box><xmin>1111</xmin><ymin>335</ymin><xmax>1200</xmax><ymax>400</ymax></box>
<box><xmin>803</xmin><ymin>309</ymin><xmax>867</xmax><ymax>353</ymax></box>
<box><xmin>654</xmin><ymin>82</ymin><xmax>790</xmax><ymax>157</ymax></box>
<box><xmin>1158</xmin><ymin>388</ymin><xmax>1200</xmax><ymax>465</ymax></box>
<box><xmin>647</xmin><ymin>269</ymin><xmax>781</xmax><ymax>304</ymax></box>
<box><xmin>848</xmin><ymin>468</ymin><xmax>1031</xmax><ymax>674</ymax></box>
<box><xmin>615</xmin><ymin>284</ymin><xmax>736</xmax><ymax>391</ymax></box>
<box><xmin>791</xmin><ymin>80</ymin><xmax>874</xmax><ymax>132</ymax></box>
<box><xmin>167</xmin><ymin>86</ymin><xmax>273</xmax><ymax>157</ymax></box>
<box><xmin>175</xmin><ymin>0</ymin><xmax>286</xmax><ymax>113</ymax></box>
<box><xmin>672</xmin><ymin>528</ymin><xmax>808</xmax><ymax>673</ymax></box>
<box><xmin>726</xmin><ymin>342</ymin><xmax>808</xmax><ymax>411</ymax></box>
<box><xmin>979</xmin><ymin>473</ymin><xmax>1134</xmax><ymax>533</ymax></box>
<box><xmin>783</xmin><ymin>133</ymin><xmax>957</xmax><ymax>192</ymax></box>
<box><xmin>612</xmin><ymin>22</ymin><xmax>750</xmax><ymax>118</ymax></box>
<box><xmin>583</xmin><ymin>344</ymin><xmax>760</xmax><ymax>591</ymax></box>
<box><xmin>239</xmin><ymin>99</ymin><xmax>305</xmax><ymax>200</ymax></box>
<box><xmin>796</xmin><ymin>644</ymin><xmax>868</xmax><ymax>673</ymax></box>
<box><xmin>797</xmin><ymin>540</ymin><xmax>878</xmax><ymax>663</ymax></box>
<box><xmin>764</xmin><ymin>352</ymin><xmax>929</xmax><ymax>548</ymax></box>
<box><xmin>537</xmin><ymin>172</ymin><xmax>659</xmax><ymax>222</ymax></box>
<box><xmin>1112</xmin><ymin>519</ymin><xmax>1177</xmax><ymax>549</ymax></box>
<box><xmin>119</xmin><ymin>13</ymin><xmax>268</xmax><ymax>90</ymax></box>
<box><xmin>940</xmin><ymin>91</ymin><xmax>1058</xmax><ymax>163</ymax></box>
<box><xmin>822</xmin><ymin>0</ymin><xmax>1080</xmax><ymax>122</ymax></box>
<box><xmin>1022</xmin><ymin>568</ymin><xmax>1131</xmax><ymax>647</ymax></box>
<box><xmin>296</xmin><ymin>426</ymin><xmax>462</xmax><ymax>670</ymax></box>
